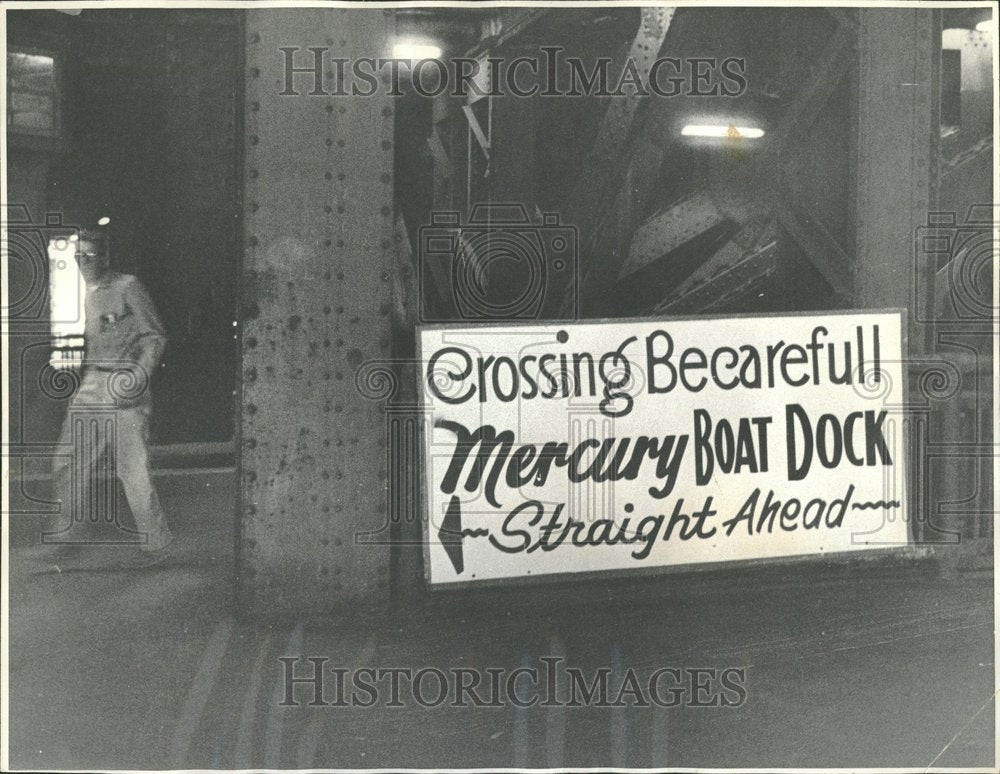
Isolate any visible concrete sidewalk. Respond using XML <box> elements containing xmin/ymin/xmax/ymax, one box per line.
<box><xmin>6</xmin><ymin>472</ymin><xmax>995</xmax><ymax>770</ymax></box>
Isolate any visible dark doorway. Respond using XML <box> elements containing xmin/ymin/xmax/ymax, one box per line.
<box><xmin>8</xmin><ymin>8</ymin><xmax>243</xmax><ymax>444</ymax></box>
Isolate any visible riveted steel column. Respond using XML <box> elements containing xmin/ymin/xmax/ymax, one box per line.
<box><xmin>856</xmin><ymin>8</ymin><xmax>937</xmax><ymax>320</ymax></box>
<box><xmin>856</xmin><ymin>9</ymin><xmax>947</xmax><ymax>549</ymax></box>
<box><xmin>239</xmin><ymin>9</ymin><xmax>396</xmax><ymax>614</ymax></box>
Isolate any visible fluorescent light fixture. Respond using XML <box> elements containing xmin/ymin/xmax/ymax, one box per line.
<box><xmin>97</xmin><ymin>216</ymin><xmax>110</xmax><ymax>226</ymax></box>
<box><xmin>681</xmin><ymin>124</ymin><xmax>765</xmax><ymax>139</ymax></box>
<box><xmin>977</xmin><ymin>19</ymin><xmax>992</xmax><ymax>33</ymax></box>
<box><xmin>392</xmin><ymin>41</ymin><xmax>442</xmax><ymax>61</ymax></box>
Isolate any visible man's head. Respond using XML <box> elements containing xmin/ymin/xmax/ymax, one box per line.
<box><xmin>74</xmin><ymin>228</ymin><xmax>110</xmax><ymax>284</ymax></box>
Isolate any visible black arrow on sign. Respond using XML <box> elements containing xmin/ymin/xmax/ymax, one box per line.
<box><xmin>439</xmin><ymin>495</ymin><xmax>465</xmax><ymax>575</ymax></box>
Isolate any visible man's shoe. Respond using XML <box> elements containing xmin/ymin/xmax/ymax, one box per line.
<box><xmin>19</xmin><ymin>542</ymin><xmax>84</xmax><ymax>573</ymax></box>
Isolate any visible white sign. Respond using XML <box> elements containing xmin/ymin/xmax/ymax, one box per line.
<box><xmin>419</xmin><ymin>311</ymin><xmax>909</xmax><ymax>586</ymax></box>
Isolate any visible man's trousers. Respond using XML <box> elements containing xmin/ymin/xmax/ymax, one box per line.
<box><xmin>48</xmin><ymin>370</ymin><xmax>173</xmax><ymax>551</ymax></box>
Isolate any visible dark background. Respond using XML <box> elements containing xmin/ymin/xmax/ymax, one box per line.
<box><xmin>8</xmin><ymin>8</ymin><xmax>242</xmax><ymax>444</ymax></box>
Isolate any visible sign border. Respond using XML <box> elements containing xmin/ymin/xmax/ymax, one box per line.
<box><xmin>416</xmin><ymin>307</ymin><xmax>911</xmax><ymax>590</ymax></box>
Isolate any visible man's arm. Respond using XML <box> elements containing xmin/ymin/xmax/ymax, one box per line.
<box><xmin>124</xmin><ymin>275</ymin><xmax>168</xmax><ymax>380</ymax></box>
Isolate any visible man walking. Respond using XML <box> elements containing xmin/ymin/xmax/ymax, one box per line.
<box><xmin>41</xmin><ymin>220</ymin><xmax>174</xmax><ymax>565</ymax></box>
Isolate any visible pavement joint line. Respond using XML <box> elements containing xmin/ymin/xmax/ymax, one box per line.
<box><xmin>544</xmin><ymin>632</ymin><xmax>566</xmax><ymax>768</ymax></box>
<box><xmin>169</xmin><ymin>616</ymin><xmax>236</xmax><ymax>768</ymax></box>
<box><xmin>235</xmin><ymin>629</ymin><xmax>274</xmax><ymax>767</ymax></box>
<box><xmin>924</xmin><ymin>687</ymin><xmax>1000</xmax><ymax>770</ymax></box>
<box><xmin>265</xmin><ymin>620</ymin><xmax>305</xmax><ymax>767</ymax></box>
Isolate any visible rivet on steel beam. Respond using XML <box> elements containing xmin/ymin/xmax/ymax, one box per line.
<box><xmin>337</xmin><ymin>139</ymin><xmax>345</xmax><ymax>147</ymax></box>
<box><xmin>337</xmin><ymin>173</ymin><xmax>345</xmax><ymax>181</ymax></box>
<box><xmin>337</xmin><ymin>205</ymin><xmax>345</xmax><ymax>214</ymax></box>
<box><xmin>249</xmin><ymin>169</ymin><xmax>259</xmax><ymax>179</ymax></box>
<box><xmin>250</xmin><ymin>101</ymin><xmax>260</xmax><ymax>111</ymax></box>
<box><xmin>248</xmin><ymin>32</ymin><xmax>260</xmax><ymax>43</ymax></box>
<box><xmin>325</xmin><ymin>171</ymin><xmax>332</xmax><ymax>180</ymax></box>
<box><xmin>324</xmin><ymin>205</ymin><xmax>332</xmax><ymax>213</ymax></box>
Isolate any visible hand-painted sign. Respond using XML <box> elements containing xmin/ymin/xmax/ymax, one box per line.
<box><xmin>419</xmin><ymin>311</ymin><xmax>909</xmax><ymax>586</ymax></box>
